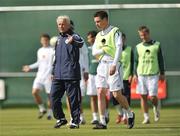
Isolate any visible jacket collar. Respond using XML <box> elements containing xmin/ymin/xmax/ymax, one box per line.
<box><xmin>59</xmin><ymin>29</ymin><xmax>74</xmax><ymax>37</ymax></box>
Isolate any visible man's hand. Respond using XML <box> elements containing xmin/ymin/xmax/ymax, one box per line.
<box><xmin>159</xmin><ymin>74</ymin><xmax>165</xmax><ymax>81</ymax></box>
<box><xmin>83</xmin><ymin>72</ymin><xmax>89</xmax><ymax>82</ymax></box>
<box><xmin>51</xmin><ymin>75</ymin><xmax>55</xmax><ymax>81</ymax></box>
<box><xmin>94</xmin><ymin>55</ymin><xmax>100</xmax><ymax>60</ymax></box>
<box><xmin>109</xmin><ymin>65</ymin><xmax>116</xmax><ymax>76</ymax></box>
<box><xmin>22</xmin><ymin>65</ymin><xmax>30</xmax><ymax>72</ymax></box>
<box><xmin>65</xmin><ymin>34</ymin><xmax>74</xmax><ymax>44</ymax></box>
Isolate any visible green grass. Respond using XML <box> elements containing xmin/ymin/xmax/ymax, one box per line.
<box><xmin>0</xmin><ymin>107</ymin><xmax>180</xmax><ymax>136</ymax></box>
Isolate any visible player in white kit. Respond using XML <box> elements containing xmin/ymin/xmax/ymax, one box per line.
<box><xmin>79</xmin><ymin>37</ymin><xmax>89</xmax><ymax>124</ymax></box>
<box><xmin>22</xmin><ymin>34</ymin><xmax>54</xmax><ymax>120</ymax></box>
<box><xmin>65</xmin><ymin>20</ymin><xmax>88</xmax><ymax>125</ymax></box>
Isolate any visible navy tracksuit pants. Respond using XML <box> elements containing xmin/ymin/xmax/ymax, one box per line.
<box><xmin>50</xmin><ymin>79</ymin><xmax>81</xmax><ymax>124</ymax></box>
<box><xmin>112</xmin><ymin>80</ymin><xmax>131</xmax><ymax>106</ymax></box>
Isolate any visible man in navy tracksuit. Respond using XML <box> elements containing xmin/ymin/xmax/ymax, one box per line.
<box><xmin>50</xmin><ymin>15</ymin><xmax>84</xmax><ymax>129</ymax></box>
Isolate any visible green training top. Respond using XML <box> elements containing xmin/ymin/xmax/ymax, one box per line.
<box><xmin>121</xmin><ymin>45</ymin><xmax>133</xmax><ymax>80</ymax></box>
<box><xmin>94</xmin><ymin>27</ymin><xmax>120</xmax><ymax>60</ymax></box>
<box><xmin>88</xmin><ymin>46</ymin><xmax>99</xmax><ymax>75</ymax></box>
<box><xmin>134</xmin><ymin>40</ymin><xmax>165</xmax><ymax>76</ymax></box>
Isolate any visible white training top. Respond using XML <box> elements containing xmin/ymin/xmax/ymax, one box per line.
<box><xmin>29</xmin><ymin>46</ymin><xmax>55</xmax><ymax>81</ymax></box>
<box><xmin>92</xmin><ymin>25</ymin><xmax>122</xmax><ymax>66</ymax></box>
<box><xmin>79</xmin><ymin>40</ymin><xmax>89</xmax><ymax>73</ymax></box>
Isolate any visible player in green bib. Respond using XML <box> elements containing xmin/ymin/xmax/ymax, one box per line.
<box><xmin>112</xmin><ymin>33</ymin><xmax>134</xmax><ymax>124</ymax></box>
<box><xmin>86</xmin><ymin>31</ymin><xmax>99</xmax><ymax>125</ymax></box>
<box><xmin>92</xmin><ymin>10</ymin><xmax>135</xmax><ymax>129</ymax></box>
<box><xmin>133</xmin><ymin>26</ymin><xmax>165</xmax><ymax>124</ymax></box>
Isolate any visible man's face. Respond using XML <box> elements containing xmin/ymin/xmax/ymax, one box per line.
<box><xmin>57</xmin><ymin>19</ymin><xmax>70</xmax><ymax>33</ymax></box>
<box><xmin>40</xmin><ymin>37</ymin><xmax>49</xmax><ymax>47</ymax></box>
<box><xmin>87</xmin><ymin>35</ymin><xmax>95</xmax><ymax>46</ymax></box>
<box><xmin>94</xmin><ymin>17</ymin><xmax>108</xmax><ymax>30</ymax></box>
<box><xmin>138</xmin><ymin>30</ymin><xmax>150</xmax><ymax>42</ymax></box>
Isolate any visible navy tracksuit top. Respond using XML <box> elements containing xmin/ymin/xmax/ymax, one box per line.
<box><xmin>52</xmin><ymin>30</ymin><xmax>84</xmax><ymax>80</ymax></box>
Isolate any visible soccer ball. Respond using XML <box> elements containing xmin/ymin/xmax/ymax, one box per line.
<box><xmin>50</xmin><ymin>36</ymin><xmax>58</xmax><ymax>47</ymax></box>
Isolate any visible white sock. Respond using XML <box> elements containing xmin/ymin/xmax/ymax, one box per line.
<box><xmin>80</xmin><ymin>113</ymin><xmax>85</xmax><ymax>121</ymax></box>
<box><xmin>144</xmin><ymin>113</ymin><xmax>149</xmax><ymax>120</ymax></box>
<box><xmin>38</xmin><ymin>104</ymin><xmax>46</xmax><ymax>112</ymax></box>
<box><xmin>100</xmin><ymin>115</ymin><xmax>106</xmax><ymax>126</ymax></box>
<box><xmin>47</xmin><ymin>109</ymin><xmax>53</xmax><ymax>116</ymax></box>
<box><xmin>69</xmin><ymin>117</ymin><xmax>73</xmax><ymax>124</ymax></box>
<box><xmin>126</xmin><ymin>108</ymin><xmax>133</xmax><ymax>118</ymax></box>
<box><xmin>92</xmin><ymin>112</ymin><xmax>98</xmax><ymax>121</ymax></box>
<box><xmin>115</xmin><ymin>105</ymin><xmax>123</xmax><ymax>116</ymax></box>
<box><xmin>122</xmin><ymin>108</ymin><xmax>127</xmax><ymax>119</ymax></box>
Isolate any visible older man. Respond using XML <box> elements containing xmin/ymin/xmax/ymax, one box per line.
<box><xmin>50</xmin><ymin>15</ymin><xmax>84</xmax><ymax>129</ymax></box>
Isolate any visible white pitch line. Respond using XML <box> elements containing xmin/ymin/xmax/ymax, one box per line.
<box><xmin>0</xmin><ymin>71</ymin><xmax>180</xmax><ymax>77</ymax></box>
<box><xmin>0</xmin><ymin>4</ymin><xmax>180</xmax><ymax>12</ymax></box>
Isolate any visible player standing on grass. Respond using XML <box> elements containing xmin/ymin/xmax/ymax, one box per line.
<box><xmin>92</xmin><ymin>10</ymin><xmax>135</xmax><ymax>129</ymax></box>
<box><xmin>86</xmin><ymin>30</ymin><xmax>99</xmax><ymax>124</ymax></box>
<box><xmin>65</xmin><ymin>20</ymin><xmax>88</xmax><ymax>125</ymax></box>
<box><xmin>22</xmin><ymin>34</ymin><xmax>54</xmax><ymax>120</ymax></box>
<box><xmin>112</xmin><ymin>33</ymin><xmax>134</xmax><ymax>124</ymax></box>
<box><xmin>133</xmin><ymin>26</ymin><xmax>165</xmax><ymax>124</ymax></box>
<box><xmin>50</xmin><ymin>15</ymin><xmax>83</xmax><ymax>129</ymax></box>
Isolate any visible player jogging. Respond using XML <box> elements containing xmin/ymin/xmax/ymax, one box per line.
<box><xmin>65</xmin><ymin>20</ymin><xmax>88</xmax><ymax>125</ymax></box>
<box><xmin>22</xmin><ymin>34</ymin><xmax>54</xmax><ymax>120</ymax></box>
<box><xmin>112</xmin><ymin>33</ymin><xmax>134</xmax><ymax>124</ymax></box>
<box><xmin>86</xmin><ymin>30</ymin><xmax>99</xmax><ymax>124</ymax></box>
<box><xmin>133</xmin><ymin>26</ymin><xmax>165</xmax><ymax>124</ymax></box>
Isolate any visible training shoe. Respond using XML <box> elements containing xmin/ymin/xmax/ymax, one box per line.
<box><xmin>153</xmin><ymin>106</ymin><xmax>160</xmax><ymax>122</ymax></box>
<box><xmin>47</xmin><ymin>115</ymin><xmax>52</xmax><ymax>120</ymax></box>
<box><xmin>105</xmin><ymin>117</ymin><xmax>109</xmax><ymax>124</ymax></box>
<box><xmin>93</xmin><ymin>123</ymin><xmax>107</xmax><ymax>129</ymax></box>
<box><xmin>115</xmin><ymin>115</ymin><xmax>123</xmax><ymax>124</ymax></box>
<box><xmin>54</xmin><ymin>119</ymin><xmax>68</xmax><ymax>128</ymax></box>
<box><xmin>127</xmin><ymin>112</ymin><xmax>135</xmax><ymax>129</ymax></box>
<box><xmin>38</xmin><ymin>110</ymin><xmax>47</xmax><ymax>119</ymax></box>
<box><xmin>142</xmin><ymin>118</ymin><xmax>150</xmax><ymax>124</ymax></box>
<box><xmin>69</xmin><ymin>123</ymin><xmax>79</xmax><ymax>129</ymax></box>
<box><xmin>91</xmin><ymin>120</ymin><xmax>99</xmax><ymax>125</ymax></box>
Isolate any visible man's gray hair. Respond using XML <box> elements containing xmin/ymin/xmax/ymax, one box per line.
<box><xmin>56</xmin><ymin>15</ymin><xmax>70</xmax><ymax>24</ymax></box>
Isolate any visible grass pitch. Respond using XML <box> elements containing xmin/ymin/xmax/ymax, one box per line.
<box><xmin>0</xmin><ymin>107</ymin><xmax>180</xmax><ymax>136</ymax></box>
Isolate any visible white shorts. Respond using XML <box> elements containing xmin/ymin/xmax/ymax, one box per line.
<box><xmin>136</xmin><ymin>75</ymin><xmax>159</xmax><ymax>96</ymax></box>
<box><xmin>80</xmin><ymin>75</ymin><xmax>86</xmax><ymax>97</ymax></box>
<box><xmin>96</xmin><ymin>61</ymin><xmax>124</xmax><ymax>92</ymax></box>
<box><xmin>87</xmin><ymin>74</ymin><xmax>97</xmax><ymax>96</ymax></box>
<box><xmin>33</xmin><ymin>77</ymin><xmax>52</xmax><ymax>94</ymax></box>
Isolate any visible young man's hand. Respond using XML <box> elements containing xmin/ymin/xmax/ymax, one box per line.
<box><xmin>109</xmin><ymin>65</ymin><xmax>116</xmax><ymax>76</ymax></box>
<box><xmin>22</xmin><ymin>65</ymin><xmax>30</xmax><ymax>72</ymax></box>
<box><xmin>51</xmin><ymin>75</ymin><xmax>55</xmax><ymax>81</ymax></box>
<box><xmin>83</xmin><ymin>72</ymin><xmax>89</xmax><ymax>82</ymax></box>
